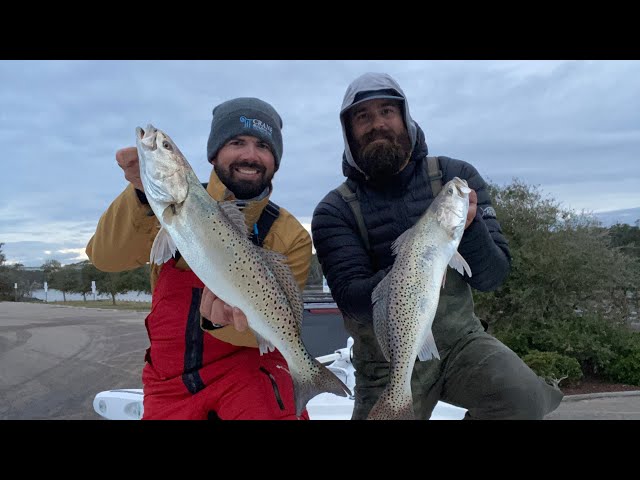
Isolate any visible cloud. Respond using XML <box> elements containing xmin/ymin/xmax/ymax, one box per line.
<box><xmin>2</xmin><ymin>60</ymin><xmax>638</xmax><ymax>267</ymax></box>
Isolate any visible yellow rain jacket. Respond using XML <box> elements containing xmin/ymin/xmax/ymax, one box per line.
<box><xmin>86</xmin><ymin>169</ymin><xmax>312</xmax><ymax>348</ymax></box>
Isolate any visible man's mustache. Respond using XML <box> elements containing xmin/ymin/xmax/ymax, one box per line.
<box><xmin>362</xmin><ymin>130</ymin><xmax>397</xmax><ymax>145</ymax></box>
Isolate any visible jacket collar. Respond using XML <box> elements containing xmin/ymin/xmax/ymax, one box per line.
<box><xmin>206</xmin><ymin>169</ymin><xmax>272</xmax><ymax>227</ymax></box>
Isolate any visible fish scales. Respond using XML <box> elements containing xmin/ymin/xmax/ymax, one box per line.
<box><xmin>368</xmin><ymin>177</ymin><xmax>472</xmax><ymax>420</ymax></box>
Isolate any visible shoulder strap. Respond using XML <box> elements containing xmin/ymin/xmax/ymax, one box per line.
<box><xmin>200</xmin><ymin>182</ymin><xmax>279</xmax><ymax>248</ymax></box>
<box><xmin>252</xmin><ymin>201</ymin><xmax>280</xmax><ymax>247</ymax></box>
<box><xmin>336</xmin><ymin>182</ymin><xmax>371</xmax><ymax>253</ymax></box>
<box><xmin>426</xmin><ymin>156</ymin><xmax>443</xmax><ymax>197</ymax></box>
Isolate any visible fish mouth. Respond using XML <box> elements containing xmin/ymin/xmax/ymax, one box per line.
<box><xmin>452</xmin><ymin>177</ymin><xmax>471</xmax><ymax>195</ymax></box>
<box><xmin>136</xmin><ymin>124</ymin><xmax>158</xmax><ymax>151</ymax></box>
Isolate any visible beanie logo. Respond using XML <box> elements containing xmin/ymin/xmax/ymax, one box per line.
<box><xmin>239</xmin><ymin>116</ymin><xmax>273</xmax><ymax>137</ymax></box>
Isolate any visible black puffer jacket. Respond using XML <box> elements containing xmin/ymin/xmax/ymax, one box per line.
<box><xmin>311</xmin><ymin>124</ymin><xmax>511</xmax><ymax>325</ymax></box>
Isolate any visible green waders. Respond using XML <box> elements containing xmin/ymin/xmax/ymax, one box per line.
<box><xmin>337</xmin><ymin>157</ymin><xmax>564</xmax><ymax>420</ymax></box>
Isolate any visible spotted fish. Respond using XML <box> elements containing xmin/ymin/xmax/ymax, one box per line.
<box><xmin>135</xmin><ymin>124</ymin><xmax>351</xmax><ymax>417</ymax></box>
<box><xmin>367</xmin><ymin>177</ymin><xmax>472</xmax><ymax>420</ymax></box>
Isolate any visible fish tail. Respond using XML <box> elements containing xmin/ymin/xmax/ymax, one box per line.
<box><xmin>292</xmin><ymin>359</ymin><xmax>352</xmax><ymax>418</ymax></box>
<box><xmin>367</xmin><ymin>386</ymin><xmax>414</xmax><ymax>420</ymax></box>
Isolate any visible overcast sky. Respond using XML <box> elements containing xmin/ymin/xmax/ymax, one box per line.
<box><xmin>1</xmin><ymin>60</ymin><xmax>639</xmax><ymax>267</ymax></box>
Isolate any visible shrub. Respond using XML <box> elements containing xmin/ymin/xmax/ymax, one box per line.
<box><xmin>522</xmin><ymin>350</ymin><xmax>583</xmax><ymax>387</ymax></box>
<box><xmin>602</xmin><ymin>332</ymin><xmax>640</xmax><ymax>385</ymax></box>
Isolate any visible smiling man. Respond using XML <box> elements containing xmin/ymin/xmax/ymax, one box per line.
<box><xmin>86</xmin><ymin>97</ymin><xmax>312</xmax><ymax>420</ymax></box>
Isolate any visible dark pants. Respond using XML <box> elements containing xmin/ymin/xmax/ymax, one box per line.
<box><xmin>351</xmin><ymin>329</ymin><xmax>564</xmax><ymax>420</ymax></box>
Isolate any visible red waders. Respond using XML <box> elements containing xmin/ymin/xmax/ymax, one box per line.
<box><xmin>141</xmin><ymin>259</ymin><xmax>309</xmax><ymax>420</ymax></box>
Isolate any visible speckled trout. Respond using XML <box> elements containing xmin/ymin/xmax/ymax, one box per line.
<box><xmin>135</xmin><ymin>124</ymin><xmax>350</xmax><ymax>416</ymax></box>
<box><xmin>367</xmin><ymin>177</ymin><xmax>472</xmax><ymax>420</ymax></box>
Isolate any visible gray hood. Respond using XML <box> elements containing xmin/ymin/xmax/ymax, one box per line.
<box><xmin>340</xmin><ymin>72</ymin><xmax>418</xmax><ymax>175</ymax></box>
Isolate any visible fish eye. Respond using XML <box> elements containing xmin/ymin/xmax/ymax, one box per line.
<box><xmin>447</xmin><ymin>187</ymin><xmax>454</xmax><ymax>195</ymax></box>
<box><xmin>162</xmin><ymin>140</ymin><xmax>172</xmax><ymax>150</ymax></box>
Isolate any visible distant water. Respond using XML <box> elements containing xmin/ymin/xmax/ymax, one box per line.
<box><xmin>31</xmin><ymin>287</ymin><xmax>329</xmax><ymax>303</ymax></box>
<box><xmin>31</xmin><ymin>289</ymin><xmax>152</xmax><ymax>303</ymax></box>
<box><xmin>594</xmin><ymin>208</ymin><xmax>640</xmax><ymax>227</ymax></box>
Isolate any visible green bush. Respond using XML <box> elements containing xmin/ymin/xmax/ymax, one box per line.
<box><xmin>492</xmin><ymin>323</ymin><xmax>536</xmax><ymax>357</ymax></box>
<box><xmin>522</xmin><ymin>350</ymin><xmax>583</xmax><ymax>387</ymax></box>
<box><xmin>494</xmin><ymin>313</ymin><xmax>633</xmax><ymax>379</ymax></box>
<box><xmin>603</xmin><ymin>332</ymin><xmax>640</xmax><ymax>385</ymax></box>
<box><xmin>530</xmin><ymin>314</ymin><xmax>619</xmax><ymax>375</ymax></box>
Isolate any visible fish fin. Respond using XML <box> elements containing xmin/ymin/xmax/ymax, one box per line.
<box><xmin>417</xmin><ymin>329</ymin><xmax>440</xmax><ymax>361</ymax></box>
<box><xmin>371</xmin><ymin>272</ymin><xmax>392</xmax><ymax>362</ymax></box>
<box><xmin>150</xmin><ymin>226</ymin><xmax>177</xmax><ymax>265</ymax></box>
<box><xmin>441</xmin><ymin>270</ymin><xmax>447</xmax><ymax>289</ymax></box>
<box><xmin>292</xmin><ymin>359</ymin><xmax>352</xmax><ymax>417</ymax></box>
<box><xmin>449</xmin><ymin>250</ymin><xmax>472</xmax><ymax>278</ymax></box>
<box><xmin>146</xmin><ymin>181</ymin><xmax>173</xmax><ymax>205</ymax></box>
<box><xmin>390</xmin><ymin>228</ymin><xmax>413</xmax><ymax>256</ymax></box>
<box><xmin>255</xmin><ymin>332</ymin><xmax>276</xmax><ymax>355</ymax></box>
<box><xmin>219</xmin><ymin>201</ymin><xmax>249</xmax><ymax>237</ymax></box>
<box><xmin>260</xmin><ymin>249</ymin><xmax>305</xmax><ymax>331</ymax></box>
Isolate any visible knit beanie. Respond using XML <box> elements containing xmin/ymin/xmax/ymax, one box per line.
<box><xmin>206</xmin><ymin>97</ymin><xmax>283</xmax><ymax>170</ymax></box>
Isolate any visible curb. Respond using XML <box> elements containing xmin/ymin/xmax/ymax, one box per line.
<box><xmin>45</xmin><ymin>304</ymin><xmax>149</xmax><ymax>312</ymax></box>
<box><xmin>562</xmin><ymin>390</ymin><xmax>640</xmax><ymax>402</ymax></box>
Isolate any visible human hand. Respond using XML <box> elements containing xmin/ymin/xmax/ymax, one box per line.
<box><xmin>116</xmin><ymin>146</ymin><xmax>144</xmax><ymax>191</ymax></box>
<box><xmin>200</xmin><ymin>286</ymin><xmax>249</xmax><ymax>331</ymax></box>
<box><xmin>465</xmin><ymin>189</ymin><xmax>477</xmax><ymax>229</ymax></box>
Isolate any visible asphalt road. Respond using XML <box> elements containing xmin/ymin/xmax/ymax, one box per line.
<box><xmin>544</xmin><ymin>392</ymin><xmax>640</xmax><ymax>420</ymax></box>
<box><xmin>1</xmin><ymin>302</ymin><xmax>148</xmax><ymax>419</ymax></box>
<box><xmin>0</xmin><ymin>301</ymin><xmax>350</xmax><ymax>420</ymax></box>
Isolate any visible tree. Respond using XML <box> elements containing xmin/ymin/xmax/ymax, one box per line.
<box><xmin>77</xmin><ymin>261</ymin><xmax>99</xmax><ymax>301</ymax></box>
<box><xmin>475</xmin><ymin>179</ymin><xmax>639</xmax><ymax>329</ymax></box>
<box><xmin>0</xmin><ymin>243</ymin><xmax>10</xmax><ymax>297</ymax></box>
<box><xmin>472</xmin><ymin>179</ymin><xmax>640</xmax><ymax>379</ymax></box>
<box><xmin>41</xmin><ymin>259</ymin><xmax>62</xmax><ymax>286</ymax></box>
<box><xmin>306</xmin><ymin>254</ymin><xmax>324</xmax><ymax>287</ymax></box>
<box><xmin>0</xmin><ymin>263</ymin><xmax>35</xmax><ymax>301</ymax></box>
<box><xmin>91</xmin><ymin>265</ymin><xmax>151</xmax><ymax>305</ymax></box>
<box><xmin>609</xmin><ymin>223</ymin><xmax>640</xmax><ymax>260</ymax></box>
<box><xmin>48</xmin><ymin>264</ymin><xmax>80</xmax><ymax>302</ymax></box>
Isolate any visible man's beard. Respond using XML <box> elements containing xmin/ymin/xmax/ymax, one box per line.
<box><xmin>215</xmin><ymin>161</ymin><xmax>273</xmax><ymax>199</ymax></box>
<box><xmin>353</xmin><ymin>130</ymin><xmax>412</xmax><ymax>181</ymax></box>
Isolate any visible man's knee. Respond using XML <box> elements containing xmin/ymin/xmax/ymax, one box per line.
<box><xmin>444</xmin><ymin>333</ymin><xmax>564</xmax><ymax>419</ymax></box>
<box><xmin>490</xmin><ymin>382</ymin><xmax>561</xmax><ymax>419</ymax></box>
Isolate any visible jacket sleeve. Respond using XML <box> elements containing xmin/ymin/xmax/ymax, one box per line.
<box><xmin>449</xmin><ymin>159</ymin><xmax>512</xmax><ymax>292</ymax></box>
<box><xmin>312</xmin><ymin>193</ymin><xmax>386</xmax><ymax>324</ymax></box>
<box><xmin>85</xmin><ymin>184</ymin><xmax>159</xmax><ymax>272</ymax></box>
